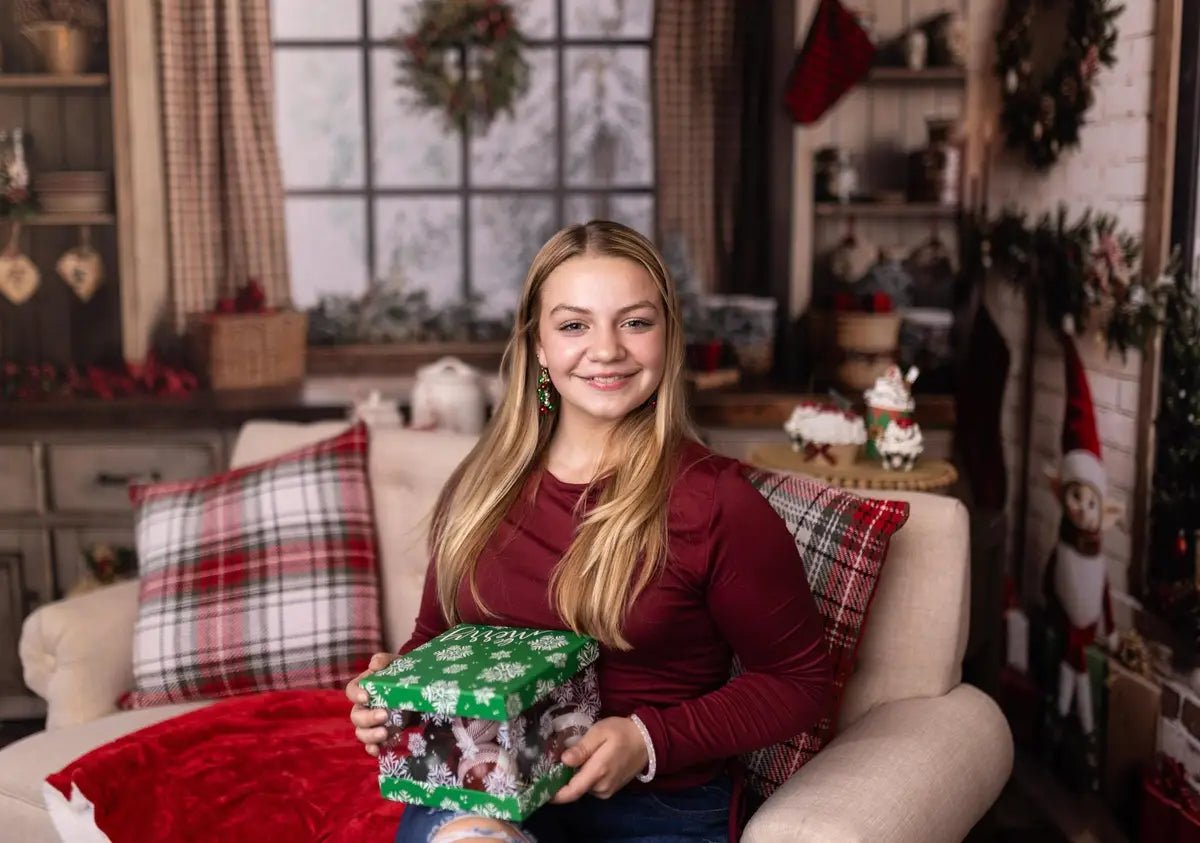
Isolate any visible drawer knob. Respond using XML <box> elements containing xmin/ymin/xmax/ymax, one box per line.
<box><xmin>95</xmin><ymin>470</ymin><xmax>162</xmax><ymax>487</ymax></box>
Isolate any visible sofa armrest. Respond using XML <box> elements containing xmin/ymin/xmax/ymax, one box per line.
<box><xmin>743</xmin><ymin>684</ymin><xmax>1013</xmax><ymax>843</ymax></box>
<box><xmin>19</xmin><ymin>580</ymin><xmax>140</xmax><ymax>730</ymax></box>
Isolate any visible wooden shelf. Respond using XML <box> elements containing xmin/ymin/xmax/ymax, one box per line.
<box><xmin>865</xmin><ymin>66</ymin><xmax>966</xmax><ymax>86</ymax></box>
<box><xmin>0</xmin><ymin>73</ymin><xmax>109</xmax><ymax>89</ymax></box>
<box><xmin>20</xmin><ymin>213</ymin><xmax>115</xmax><ymax>226</ymax></box>
<box><xmin>814</xmin><ymin>201</ymin><xmax>959</xmax><ymax>219</ymax></box>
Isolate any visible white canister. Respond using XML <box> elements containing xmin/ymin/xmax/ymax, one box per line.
<box><xmin>349</xmin><ymin>389</ymin><xmax>403</xmax><ymax>428</ymax></box>
<box><xmin>409</xmin><ymin>356</ymin><xmax>489</xmax><ymax>434</ymax></box>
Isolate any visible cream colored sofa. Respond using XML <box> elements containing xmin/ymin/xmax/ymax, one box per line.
<box><xmin>0</xmin><ymin>422</ymin><xmax>1012</xmax><ymax>842</ymax></box>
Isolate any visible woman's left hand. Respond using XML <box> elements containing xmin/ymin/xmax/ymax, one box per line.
<box><xmin>550</xmin><ymin>716</ymin><xmax>649</xmax><ymax>803</ymax></box>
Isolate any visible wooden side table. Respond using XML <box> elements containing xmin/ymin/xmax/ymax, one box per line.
<box><xmin>747</xmin><ymin>443</ymin><xmax>959</xmax><ymax>494</ymax></box>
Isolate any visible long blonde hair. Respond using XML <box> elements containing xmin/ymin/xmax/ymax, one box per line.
<box><xmin>429</xmin><ymin>220</ymin><xmax>698</xmax><ymax>649</ymax></box>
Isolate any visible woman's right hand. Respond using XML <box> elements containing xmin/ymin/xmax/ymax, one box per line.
<box><xmin>347</xmin><ymin>652</ymin><xmax>399</xmax><ymax>756</ymax></box>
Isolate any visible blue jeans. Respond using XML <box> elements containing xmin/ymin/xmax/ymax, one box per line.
<box><xmin>394</xmin><ymin>775</ymin><xmax>732</xmax><ymax>843</ymax></box>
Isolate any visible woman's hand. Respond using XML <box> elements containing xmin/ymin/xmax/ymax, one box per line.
<box><xmin>346</xmin><ymin>652</ymin><xmax>399</xmax><ymax>757</ymax></box>
<box><xmin>550</xmin><ymin>717</ymin><xmax>649</xmax><ymax>803</ymax></box>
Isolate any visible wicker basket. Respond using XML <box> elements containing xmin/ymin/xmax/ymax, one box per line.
<box><xmin>189</xmin><ymin>311</ymin><xmax>307</xmax><ymax>390</ymax></box>
<box><xmin>834</xmin><ymin>312</ymin><xmax>902</xmax><ymax>354</ymax></box>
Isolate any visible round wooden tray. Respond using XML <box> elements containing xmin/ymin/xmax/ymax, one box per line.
<box><xmin>747</xmin><ymin>442</ymin><xmax>959</xmax><ymax>492</ymax></box>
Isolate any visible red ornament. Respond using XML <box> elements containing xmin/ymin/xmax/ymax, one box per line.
<box><xmin>234</xmin><ymin>278</ymin><xmax>267</xmax><ymax>313</ymax></box>
<box><xmin>870</xmin><ymin>292</ymin><xmax>894</xmax><ymax>313</ymax></box>
<box><xmin>832</xmin><ymin>293</ymin><xmax>856</xmax><ymax>312</ymax></box>
<box><xmin>1176</xmin><ymin>530</ymin><xmax>1189</xmax><ymax>559</ymax></box>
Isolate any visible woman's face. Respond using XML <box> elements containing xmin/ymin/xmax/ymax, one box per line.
<box><xmin>535</xmin><ymin>254</ymin><xmax>666</xmax><ymax>431</ymax></box>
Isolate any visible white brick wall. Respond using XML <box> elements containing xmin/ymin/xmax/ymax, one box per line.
<box><xmin>977</xmin><ymin>1</ymin><xmax>1155</xmax><ymax>607</ymax></box>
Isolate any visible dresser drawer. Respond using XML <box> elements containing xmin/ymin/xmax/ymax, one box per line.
<box><xmin>48</xmin><ymin>443</ymin><xmax>218</xmax><ymax>512</ymax></box>
<box><xmin>0</xmin><ymin>446</ymin><xmax>38</xmax><ymax>512</ymax></box>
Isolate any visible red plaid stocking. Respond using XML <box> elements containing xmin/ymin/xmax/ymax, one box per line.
<box><xmin>784</xmin><ymin>0</ymin><xmax>876</xmax><ymax>125</ymax></box>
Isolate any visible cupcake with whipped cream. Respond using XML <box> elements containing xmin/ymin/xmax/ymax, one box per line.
<box><xmin>784</xmin><ymin>402</ymin><xmax>867</xmax><ymax>467</ymax></box>
<box><xmin>863</xmin><ymin>365</ymin><xmax>918</xmax><ymax>459</ymax></box>
<box><xmin>877</xmin><ymin>417</ymin><xmax>924</xmax><ymax>471</ymax></box>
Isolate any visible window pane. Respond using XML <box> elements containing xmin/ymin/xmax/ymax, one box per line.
<box><xmin>372</xmin><ymin>48</ymin><xmax>461</xmax><ymax>187</ymax></box>
<box><xmin>285</xmin><ymin>198</ymin><xmax>368</xmax><ymax>308</ymax></box>
<box><xmin>470</xmin><ymin>48</ymin><xmax>556</xmax><ymax>187</ymax></box>
<box><xmin>275</xmin><ymin>48</ymin><xmax>365</xmax><ymax>188</ymax></box>
<box><xmin>272</xmin><ymin>0</ymin><xmax>361</xmax><ymax>40</ymax></box>
<box><xmin>471</xmin><ymin>196</ymin><xmax>557</xmax><ymax>318</ymax></box>
<box><xmin>375</xmin><ymin>197</ymin><xmax>463</xmax><ymax>310</ymax></box>
<box><xmin>565</xmin><ymin>47</ymin><xmax>652</xmax><ymax>188</ymax></box>
<box><xmin>517</xmin><ymin>0</ymin><xmax>556</xmax><ymax>38</ymax></box>
<box><xmin>369</xmin><ymin>0</ymin><xmax>418</xmax><ymax>40</ymax></box>
<box><xmin>564</xmin><ymin>0</ymin><xmax>654</xmax><ymax>38</ymax></box>
<box><xmin>564</xmin><ymin>193</ymin><xmax>654</xmax><ymax>238</ymax></box>
<box><xmin>371</xmin><ymin>0</ymin><xmax>555</xmax><ymax>40</ymax></box>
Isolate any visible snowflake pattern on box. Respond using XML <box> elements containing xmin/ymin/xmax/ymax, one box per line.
<box><xmin>435</xmin><ymin>645</ymin><xmax>474</xmax><ymax>662</ymax></box>
<box><xmin>481</xmin><ymin>662</ymin><xmax>528</xmax><ymax>683</ymax></box>
<box><xmin>363</xmin><ymin>624</ymin><xmax>601</xmax><ymax>821</ymax></box>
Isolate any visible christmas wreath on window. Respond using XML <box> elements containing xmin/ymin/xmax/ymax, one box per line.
<box><xmin>994</xmin><ymin>0</ymin><xmax>1122</xmax><ymax>170</ymax></box>
<box><xmin>396</xmin><ymin>0</ymin><xmax>529</xmax><ymax>133</ymax></box>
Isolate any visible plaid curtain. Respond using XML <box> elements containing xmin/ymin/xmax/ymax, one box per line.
<box><xmin>157</xmin><ymin>0</ymin><xmax>291</xmax><ymax>327</ymax></box>
<box><xmin>653</xmin><ymin>0</ymin><xmax>739</xmax><ymax>293</ymax></box>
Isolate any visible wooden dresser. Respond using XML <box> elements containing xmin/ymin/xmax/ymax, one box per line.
<box><xmin>0</xmin><ymin>388</ymin><xmax>347</xmax><ymax>718</ymax></box>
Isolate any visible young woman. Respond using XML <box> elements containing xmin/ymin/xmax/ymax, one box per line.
<box><xmin>347</xmin><ymin>220</ymin><xmax>834</xmax><ymax>843</ymax></box>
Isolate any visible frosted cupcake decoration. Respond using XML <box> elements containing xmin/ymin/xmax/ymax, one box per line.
<box><xmin>784</xmin><ymin>402</ymin><xmax>866</xmax><ymax>466</ymax></box>
<box><xmin>864</xmin><ymin>365</ymin><xmax>918</xmax><ymax>460</ymax></box>
<box><xmin>877</xmin><ymin>417</ymin><xmax>924</xmax><ymax>471</ymax></box>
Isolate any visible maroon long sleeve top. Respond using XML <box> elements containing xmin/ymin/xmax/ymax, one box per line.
<box><xmin>400</xmin><ymin>442</ymin><xmax>835</xmax><ymax>791</ymax></box>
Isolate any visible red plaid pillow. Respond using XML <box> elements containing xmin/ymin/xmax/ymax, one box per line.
<box><xmin>123</xmin><ymin>423</ymin><xmax>382</xmax><ymax>708</ymax></box>
<box><xmin>737</xmin><ymin>467</ymin><xmax>909</xmax><ymax>798</ymax></box>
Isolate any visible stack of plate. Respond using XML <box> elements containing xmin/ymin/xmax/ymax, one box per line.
<box><xmin>35</xmin><ymin>171</ymin><xmax>109</xmax><ymax>214</ymax></box>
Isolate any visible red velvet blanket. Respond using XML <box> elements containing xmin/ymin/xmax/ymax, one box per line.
<box><xmin>45</xmin><ymin>690</ymin><xmax>403</xmax><ymax>843</ymax></box>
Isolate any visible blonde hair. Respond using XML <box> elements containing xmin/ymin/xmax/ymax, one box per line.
<box><xmin>429</xmin><ymin>220</ymin><xmax>699</xmax><ymax>649</ymax></box>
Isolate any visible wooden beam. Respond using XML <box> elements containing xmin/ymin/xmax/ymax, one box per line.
<box><xmin>108</xmin><ymin>0</ymin><xmax>171</xmax><ymax>365</ymax></box>
<box><xmin>1131</xmin><ymin>0</ymin><xmax>1185</xmax><ymax>596</ymax></box>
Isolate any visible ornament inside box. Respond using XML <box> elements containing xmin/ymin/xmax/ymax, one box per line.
<box><xmin>362</xmin><ymin>624</ymin><xmax>600</xmax><ymax>820</ymax></box>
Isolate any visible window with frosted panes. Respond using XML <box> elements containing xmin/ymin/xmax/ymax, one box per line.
<box><xmin>271</xmin><ymin>0</ymin><xmax>656</xmax><ymax>322</ymax></box>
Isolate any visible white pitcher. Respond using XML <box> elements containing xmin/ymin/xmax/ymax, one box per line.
<box><xmin>409</xmin><ymin>356</ymin><xmax>489</xmax><ymax>434</ymax></box>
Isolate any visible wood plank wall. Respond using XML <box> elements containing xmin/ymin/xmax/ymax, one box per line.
<box><xmin>0</xmin><ymin>1</ymin><xmax>121</xmax><ymax>370</ymax></box>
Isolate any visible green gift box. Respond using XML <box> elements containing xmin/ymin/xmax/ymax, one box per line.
<box><xmin>362</xmin><ymin>624</ymin><xmax>600</xmax><ymax>821</ymax></box>
<box><xmin>865</xmin><ymin>403</ymin><xmax>913</xmax><ymax>460</ymax></box>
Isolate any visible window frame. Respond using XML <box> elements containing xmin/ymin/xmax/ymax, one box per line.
<box><xmin>271</xmin><ymin>0</ymin><xmax>657</xmax><ymax>307</ymax></box>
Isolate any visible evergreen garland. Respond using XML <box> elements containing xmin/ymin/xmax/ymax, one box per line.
<box><xmin>995</xmin><ymin>0</ymin><xmax>1122</xmax><ymax>169</ymax></box>
<box><xmin>396</xmin><ymin>0</ymin><xmax>529</xmax><ymax>133</ymax></box>
<box><xmin>964</xmin><ymin>203</ymin><xmax>1168</xmax><ymax>358</ymax></box>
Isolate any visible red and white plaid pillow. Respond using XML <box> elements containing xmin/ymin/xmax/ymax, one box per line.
<box><xmin>123</xmin><ymin>423</ymin><xmax>382</xmax><ymax>708</ymax></box>
<box><xmin>737</xmin><ymin>467</ymin><xmax>910</xmax><ymax>799</ymax></box>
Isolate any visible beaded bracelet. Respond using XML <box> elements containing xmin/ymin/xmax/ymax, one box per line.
<box><xmin>629</xmin><ymin>714</ymin><xmax>657</xmax><ymax>783</ymax></box>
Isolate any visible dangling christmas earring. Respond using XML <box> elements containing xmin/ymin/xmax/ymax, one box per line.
<box><xmin>648</xmin><ymin>393</ymin><xmax>658</xmax><ymax>409</ymax></box>
<box><xmin>537</xmin><ymin>366</ymin><xmax>556</xmax><ymax>414</ymax></box>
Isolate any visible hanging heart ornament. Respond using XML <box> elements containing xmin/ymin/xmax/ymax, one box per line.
<box><xmin>0</xmin><ymin>222</ymin><xmax>39</xmax><ymax>305</ymax></box>
<box><xmin>57</xmin><ymin>225</ymin><xmax>104</xmax><ymax>302</ymax></box>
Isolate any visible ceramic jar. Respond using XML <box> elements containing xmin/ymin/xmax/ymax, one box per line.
<box><xmin>409</xmin><ymin>357</ymin><xmax>490</xmax><ymax>434</ymax></box>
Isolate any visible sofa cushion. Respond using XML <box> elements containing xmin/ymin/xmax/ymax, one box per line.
<box><xmin>123</xmin><ymin>423</ymin><xmax>382</xmax><ymax>708</ymax></box>
<box><xmin>228</xmin><ymin>422</ymin><xmax>478</xmax><ymax>651</ymax></box>
<box><xmin>738</xmin><ymin>468</ymin><xmax>909</xmax><ymax>799</ymax></box>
